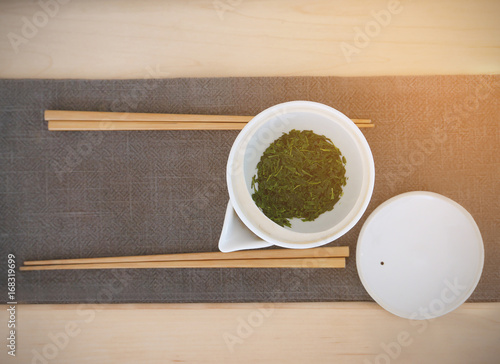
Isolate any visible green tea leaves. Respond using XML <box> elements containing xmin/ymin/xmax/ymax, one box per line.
<box><xmin>251</xmin><ymin>129</ymin><xmax>347</xmax><ymax>228</ymax></box>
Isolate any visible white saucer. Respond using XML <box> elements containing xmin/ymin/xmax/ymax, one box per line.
<box><xmin>356</xmin><ymin>191</ymin><xmax>484</xmax><ymax>320</ymax></box>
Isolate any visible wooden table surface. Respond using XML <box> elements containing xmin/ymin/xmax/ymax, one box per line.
<box><xmin>1</xmin><ymin>0</ymin><xmax>499</xmax><ymax>363</ymax></box>
<box><xmin>0</xmin><ymin>0</ymin><xmax>499</xmax><ymax>79</ymax></box>
<box><xmin>2</xmin><ymin>303</ymin><xmax>500</xmax><ymax>363</ymax></box>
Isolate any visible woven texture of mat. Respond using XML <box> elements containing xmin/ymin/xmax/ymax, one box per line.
<box><xmin>0</xmin><ymin>75</ymin><xmax>498</xmax><ymax>303</ymax></box>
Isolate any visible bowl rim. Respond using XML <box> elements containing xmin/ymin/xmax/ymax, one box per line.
<box><xmin>226</xmin><ymin>100</ymin><xmax>375</xmax><ymax>249</ymax></box>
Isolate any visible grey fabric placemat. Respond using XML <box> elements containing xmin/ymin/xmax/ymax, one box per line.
<box><xmin>0</xmin><ymin>76</ymin><xmax>498</xmax><ymax>304</ymax></box>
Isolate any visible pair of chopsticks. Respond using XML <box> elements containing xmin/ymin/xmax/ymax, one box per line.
<box><xmin>44</xmin><ymin>110</ymin><xmax>374</xmax><ymax>131</ymax></box>
<box><xmin>20</xmin><ymin>246</ymin><xmax>349</xmax><ymax>270</ymax></box>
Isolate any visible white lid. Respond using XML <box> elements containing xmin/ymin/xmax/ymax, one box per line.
<box><xmin>356</xmin><ymin>191</ymin><xmax>484</xmax><ymax>319</ymax></box>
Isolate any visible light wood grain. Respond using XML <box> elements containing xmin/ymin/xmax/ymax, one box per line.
<box><xmin>44</xmin><ymin>110</ymin><xmax>372</xmax><ymax>124</ymax></box>
<box><xmin>44</xmin><ymin>110</ymin><xmax>255</xmax><ymax>122</ymax></box>
<box><xmin>2</xmin><ymin>302</ymin><xmax>499</xmax><ymax>363</ymax></box>
<box><xmin>19</xmin><ymin>257</ymin><xmax>346</xmax><ymax>270</ymax></box>
<box><xmin>47</xmin><ymin>120</ymin><xmax>251</xmax><ymax>131</ymax></box>
<box><xmin>44</xmin><ymin>110</ymin><xmax>373</xmax><ymax>130</ymax></box>
<box><xmin>0</xmin><ymin>0</ymin><xmax>498</xmax><ymax>79</ymax></box>
<box><xmin>23</xmin><ymin>246</ymin><xmax>349</xmax><ymax>266</ymax></box>
<box><xmin>47</xmin><ymin>120</ymin><xmax>375</xmax><ymax>131</ymax></box>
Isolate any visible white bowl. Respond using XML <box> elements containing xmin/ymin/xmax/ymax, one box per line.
<box><xmin>226</xmin><ymin>101</ymin><xmax>375</xmax><ymax>249</ymax></box>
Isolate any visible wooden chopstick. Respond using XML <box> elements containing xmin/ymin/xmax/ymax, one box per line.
<box><xmin>45</xmin><ymin>110</ymin><xmax>372</xmax><ymax>124</ymax></box>
<box><xmin>47</xmin><ymin>120</ymin><xmax>374</xmax><ymax>131</ymax></box>
<box><xmin>23</xmin><ymin>246</ymin><xmax>349</xmax><ymax>266</ymax></box>
<box><xmin>48</xmin><ymin>120</ymin><xmax>375</xmax><ymax>131</ymax></box>
<box><xmin>47</xmin><ymin>120</ymin><xmax>251</xmax><ymax>131</ymax></box>
<box><xmin>19</xmin><ymin>257</ymin><xmax>345</xmax><ymax>270</ymax></box>
<box><xmin>44</xmin><ymin>110</ymin><xmax>373</xmax><ymax>131</ymax></box>
<box><xmin>45</xmin><ymin>110</ymin><xmax>254</xmax><ymax>123</ymax></box>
